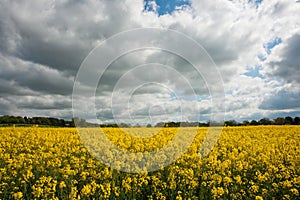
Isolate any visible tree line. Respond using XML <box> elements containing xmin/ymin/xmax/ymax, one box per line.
<box><xmin>153</xmin><ymin>116</ymin><xmax>300</xmax><ymax>127</ymax></box>
<box><xmin>0</xmin><ymin>115</ymin><xmax>299</xmax><ymax>127</ymax></box>
<box><xmin>0</xmin><ymin>115</ymin><xmax>75</xmax><ymax>127</ymax></box>
<box><xmin>224</xmin><ymin>116</ymin><xmax>300</xmax><ymax>126</ymax></box>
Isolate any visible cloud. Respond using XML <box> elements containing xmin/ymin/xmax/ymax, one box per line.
<box><xmin>259</xmin><ymin>89</ymin><xmax>300</xmax><ymax>110</ymax></box>
<box><xmin>0</xmin><ymin>0</ymin><xmax>144</xmax><ymax>75</ymax></box>
<box><xmin>17</xmin><ymin>95</ymin><xmax>72</xmax><ymax>110</ymax></box>
<box><xmin>0</xmin><ymin>55</ymin><xmax>73</xmax><ymax>95</ymax></box>
<box><xmin>0</xmin><ymin>79</ymin><xmax>37</xmax><ymax>96</ymax></box>
<box><xmin>0</xmin><ymin>0</ymin><xmax>299</xmax><ymax>122</ymax></box>
<box><xmin>0</xmin><ymin>97</ymin><xmax>18</xmax><ymax>115</ymax></box>
<box><xmin>266</xmin><ymin>34</ymin><xmax>300</xmax><ymax>84</ymax></box>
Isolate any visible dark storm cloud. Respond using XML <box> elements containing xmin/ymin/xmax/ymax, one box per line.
<box><xmin>0</xmin><ymin>4</ymin><xmax>89</xmax><ymax>75</ymax></box>
<box><xmin>0</xmin><ymin>15</ymin><xmax>19</xmax><ymax>55</ymax></box>
<box><xmin>0</xmin><ymin>0</ymin><xmax>138</xmax><ymax>76</ymax></box>
<box><xmin>17</xmin><ymin>97</ymin><xmax>72</xmax><ymax>110</ymax></box>
<box><xmin>97</xmin><ymin>109</ymin><xmax>114</xmax><ymax>121</ymax></box>
<box><xmin>18</xmin><ymin>36</ymin><xmax>89</xmax><ymax>76</ymax></box>
<box><xmin>0</xmin><ymin>97</ymin><xmax>18</xmax><ymax>115</ymax></box>
<box><xmin>0</xmin><ymin>55</ymin><xmax>73</xmax><ymax>95</ymax></box>
<box><xmin>15</xmin><ymin>66</ymin><xmax>73</xmax><ymax>95</ymax></box>
<box><xmin>0</xmin><ymin>79</ymin><xmax>37</xmax><ymax>96</ymax></box>
<box><xmin>267</xmin><ymin>34</ymin><xmax>300</xmax><ymax>84</ymax></box>
<box><xmin>259</xmin><ymin>90</ymin><xmax>300</xmax><ymax>110</ymax></box>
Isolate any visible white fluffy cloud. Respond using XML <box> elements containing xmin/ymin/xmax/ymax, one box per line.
<box><xmin>0</xmin><ymin>0</ymin><xmax>299</xmax><ymax>123</ymax></box>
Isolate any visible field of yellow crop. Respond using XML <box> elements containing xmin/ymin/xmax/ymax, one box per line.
<box><xmin>0</xmin><ymin>126</ymin><xmax>299</xmax><ymax>199</ymax></box>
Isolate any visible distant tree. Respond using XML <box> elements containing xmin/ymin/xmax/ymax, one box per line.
<box><xmin>188</xmin><ymin>122</ymin><xmax>199</xmax><ymax>127</ymax></box>
<box><xmin>243</xmin><ymin>120</ymin><xmax>250</xmax><ymax>126</ymax></box>
<box><xmin>274</xmin><ymin>117</ymin><xmax>285</xmax><ymax>125</ymax></box>
<box><xmin>146</xmin><ymin>124</ymin><xmax>152</xmax><ymax>128</ymax></box>
<box><xmin>39</xmin><ymin>117</ymin><xmax>50</xmax><ymax>125</ymax></box>
<box><xmin>73</xmin><ymin>117</ymin><xmax>87</xmax><ymax>127</ymax></box>
<box><xmin>69</xmin><ymin>118</ymin><xmax>75</xmax><ymax>127</ymax></box>
<box><xmin>284</xmin><ymin>116</ymin><xmax>293</xmax><ymax>125</ymax></box>
<box><xmin>1</xmin><ymin>116</ymin><xmax>15</xmax><ymax>124</ymax></box>
<box><xmin>198</xmin><ymin>122</ymin><xmax>209</xmax><ymax>127</ymax></box>
<box><xmin>155</xmin><ymin>122</ymin><xmax>165</xmax><ymax>127</ymax></box>
<box><xmin>165</xmin><ymin>122</ymin><xmax>180</xmax><ymax>127</ymax></box>
<box><xmin>293</xmin><ymin>117</ymin><xmax>300</xmax><ymax>125</ymax></box>
<box><xmin>180</xmin><ymin>121</ymin><xmax>189</xmax><ymax>127</ymax></box>
<box><xmin>259</xmin><ymin>118</ymin><xmax>272</xmax><ymax>125</ymax></box>
<box><xmin>60</xmin><ymin>119</ymin><xmax>66</xmax><ymax>127</ymax></box>
<box><xmin>250</xmin><ymin>120</ymin><xmax>259</xmax><ymax>125</ymax></box>
<box><xmin>24</xmin><ymin>116</ymin><xmax>28</xmax><ymax>123</ymax></box>
<box><xmin>16</xmin><ymin>116</ymin><xmax>25</xmax><ymax>124</ymax></box>
<box><xmin>224</xmin><ymin>120</ymin><xmax>238</xmax><ymax>126</ymax></box>
<box><xmin>209</xmin><ymin>121</ymin><xmax>224</xmax><ymax>126</ymax></box>
<box><xmin>119</xmin><ymin>123</ymin><xmax>131</xmax><ymax>128</ymax></box>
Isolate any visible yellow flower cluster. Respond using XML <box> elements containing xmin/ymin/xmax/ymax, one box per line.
<box><xmin>0</xmin><ymin>126</ymin><xmax>299</xmax><ymax>199</ymax></box>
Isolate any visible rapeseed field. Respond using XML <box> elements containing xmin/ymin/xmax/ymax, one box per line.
<box><xmin>0</xmin><ymin>126</ymin><xmax>299</xmax><ymax>199</ymax></box>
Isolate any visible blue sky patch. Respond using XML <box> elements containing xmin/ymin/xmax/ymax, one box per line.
<box><xmin>264</xmin><ymin>37</ymin><xmax>282</xmax><ymax>54</ymax></box>
<box><xmin>248</xmin><ymin>0</ymin><xmax>263</xmax><ymax>8</ymax></box>
<box><xmin>257</xmin><ymin>54</ymin><xmax>266</xmax><ymax>61</ymax></box>
<box><xmin>144</xmin><ymin>0</ymin><xmax>191</xmax><ymax>16</ymax></box>
<box><xmin>244</xmin><ymin>66</ymin><xmax>264</xmax><ymax>78</ymax></box>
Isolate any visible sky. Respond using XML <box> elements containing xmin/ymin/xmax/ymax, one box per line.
<box><xmin>0</xmin><ymin>0</ymin><xmax>300</xmax><ymax>124</ymax></box>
